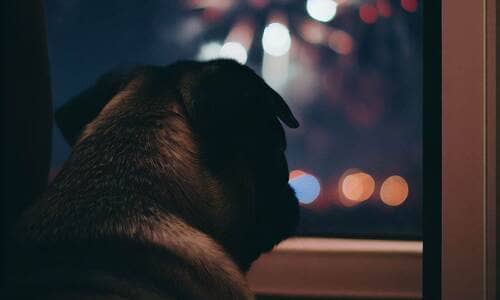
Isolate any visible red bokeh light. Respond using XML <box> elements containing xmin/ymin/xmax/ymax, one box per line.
<box><xmin>202</xmin><ymin>8</ymin><xmax>223</xmax><ymax>22</ymax></box>
<box><xmin>289</xmin><ymin>169</ymin><xmax>307</xmax><ymax>180</ymax></box>
<box><xmin>299</xmin><ymin>20</ymin><xmax>328</xmax><ymax>45</ymax></box>
<box><xmin>359</xmin><ymin>4</ymin><xmax>378</xmax><ymax>24</ymax></box>
<box><xmin>376</xmin><ymin>0</ymin><xmax>392</xmax><ymax>18</ymax></box>
<box><xmin>401</xmin><ymin>0</ymin><xmax>418</xmax><ymax>13</ymax></box>
<box><xmin>248</xmin><ymin>0</ymin><xmax>269</xmax><ymax>9</ymax></box>
<box><xmin>328</xmin><ymin>30</ymin><xmax>354</xmax><ymax>55</ymax></box>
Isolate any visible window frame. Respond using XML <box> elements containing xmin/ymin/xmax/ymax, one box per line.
<box><xmin>248</xmin><ymin>238</ymin><xmax>422</xmax><ymax>299</ymax></box>
<box><xmin>441</xmin><ymin>0</ymin><xmax>496</xmax><ymax>299</ymax></box>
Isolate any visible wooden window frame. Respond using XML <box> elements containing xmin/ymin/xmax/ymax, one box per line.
<box><xmin>248</xmin><ymin>238</ymin><xmax>422</xmax><ymax>299</ymax></box>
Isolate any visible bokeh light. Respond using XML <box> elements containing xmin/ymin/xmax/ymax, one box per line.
<box><xmin>289</xmin><ymin>169</ymin><xmax>306</xmax><ymax>180</ymax></box>
<box><xmin>337</xmin><ymin>169</ymin><xmax>361</xmax><ymax>207</ymax></box>
<box><xmin>401</xmin><ymin>0</ymin><xmax>418</xmax><ymax>13</ymax></box>
<box><xmin>299</xmin><ymin>20</ymin><xmax>328</xmax><ymax>45</ymax></box>
<box><xmin>359</xmin><ymin>4</ymin><xmax>378</xmax><ymax>24</ymax></box>
<box><xmin>248</xmin><ymin>0</ymin><xmax>269</xmax><ymax>9</ymax></box>
<box><xmin>341</xmin><ymin>172</ymin><xmax>375</xmax><ymax>202</ymax></box>
<box><xmin>262</xmin><ymin>22</ymin><xmax>291</xmax><ymax>56</ymax></box>
<box><xmin>289</xmin><ymin>170</ymin><xmax>321</xmax><ymax>204</ymax></box>
<box><xmin>225</xmin><ymin>18</ymin><xmax>255</xmax><ymax>50</ymax></box>
<box><xmin>328</xmin><ymin>30</ymin><xmax>354</xmax><ymax>55</ymax></box>
<box><xmin>219</xmin><ymin>41</ymin><xmax>248</xmax><ymax>64</ymax></box>
<box><xmin>186</xmin><ymin>0</ymin><xmax>234</xmax><ymax>10</ymax></box>
<box><xmin>196</xmin><ymin>42</ymin><xmax>223</xmax><ymax>61</ymax></box>
<box><xmin>380</xmin><ymin>175</ymin><xmax>409</xmax><ymax>206</ymax></box>
<box><xmin>306</xmin><ymin>0</ymin><xmax>338</xmax><ymax>23</ymax></box>
<box><xmin>376</xmin><ymin>0</ymin><xmax>392</xmax><ymax>18</ymax></box>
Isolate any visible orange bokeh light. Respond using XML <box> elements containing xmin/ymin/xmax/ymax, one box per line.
<box><xmin>289</xmin><ymin>169</ymin><xmax>306</xmax><ymax>180</ymax></box>
<box><xmin>341</xmin><ymin>172</ymin><xmax>376</xmax><ymax>202</ymax></box>
<box><xmin>380</xmin><ymin>175</ymin><xmax>409</xmax><ymax>206</ymax></box>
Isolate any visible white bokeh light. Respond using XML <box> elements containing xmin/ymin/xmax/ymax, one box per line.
<box><xmin>196</xmin><ymin>42</ymin><xmax>223</xmax><ymax>61</ymax></box>
<box><xmin>262</xmin><ymin>23</ymin><xmax>291</xmax><ymax>57</ymax></box>
<box><xmin>219</xmin><ymin>41</ymin><xmax>248</xmax><ymax>64</ymax></box>
<box><xmin>306</xmin><ymin>0</ymin><xmax>338</xmax><ymax>22</ymax></box>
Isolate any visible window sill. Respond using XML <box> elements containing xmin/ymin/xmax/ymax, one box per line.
<box><xmin>247</xmin><ymin>237</ymin><xmax>422</xmax><ymax>299</ymax></box>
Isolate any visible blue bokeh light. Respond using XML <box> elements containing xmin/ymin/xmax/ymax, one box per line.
<box><xmin>289</xmin><ymin>173</ymin><xmax>321</xmax><ymax>204</ymax></box>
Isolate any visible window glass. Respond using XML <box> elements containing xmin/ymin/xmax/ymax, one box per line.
<box><xmin>47</xmin><ymin>0</ymin><xmax>422</xmax><ymax>239</ymax></box>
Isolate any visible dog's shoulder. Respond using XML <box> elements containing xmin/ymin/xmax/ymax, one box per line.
<box><xmin>12</xmin><ymin>210</ymin><xmax>254</xmax><ymax>300</ymax></box>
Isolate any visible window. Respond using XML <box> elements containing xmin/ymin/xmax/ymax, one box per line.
<box><xmin>45</xmin><ymin>1</ymin><xmax>498</xmax><ymax>299</ymax></box>
<box><xmin>47</xmin><ymin>0</ymin><xmax>423</xmax><ymax>240</ymax></box>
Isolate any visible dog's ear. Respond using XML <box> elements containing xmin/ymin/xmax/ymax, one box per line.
<box><xmin>55</xmin><ymin>69</ymin><xmax>135</xmax><ymax>146</ymax></box>
<box><xmin>266</xmin><ymin>86</ymin><xmax>300</xmax><ymax>129</ymax></box>
<box><xmin>180</xmin><ymin>60</ymin><xmax>299</xmax><ymax>160</ymax></box>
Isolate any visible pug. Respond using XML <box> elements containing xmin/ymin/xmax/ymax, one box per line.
<box><xmin>9</xmin><ymin>59</ymin><xmax>300</xmax><ymax>299</ymax></box>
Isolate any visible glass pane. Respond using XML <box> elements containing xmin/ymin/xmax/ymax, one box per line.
<box><xmin>47</xmin><ymin>0</ymin><xmax>422</xmax><ymax>239</ymax></box>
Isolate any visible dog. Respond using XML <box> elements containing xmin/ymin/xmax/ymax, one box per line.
<box><xmin>9</xmin><ymin>59</ymin><xmax>300</xmax><ymax>299</ymax></box>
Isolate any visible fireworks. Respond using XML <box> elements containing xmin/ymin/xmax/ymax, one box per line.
<box><xmin>183</xmin><ymin>0</ymin><xmax>417</xmax><ymax>65</ymax></box>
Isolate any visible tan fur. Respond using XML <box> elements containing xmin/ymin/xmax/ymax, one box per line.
<box><xmin>79</xmin><ymin>77</ymin><xmax>144</xmax><ymax>142</ymax></box>
<box><xmin>141</xmin><ymin>215</ymin><xmax>254</xmax><ymax>299</ymax></box>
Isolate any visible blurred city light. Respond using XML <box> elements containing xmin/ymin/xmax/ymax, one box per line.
<box><xmin>328</xmin><ymin>29</ymin><xmax>354</xmax><ymax>55</ymax></box>
<box><xmin>341</xmin><ymin>172</ymin><xmax>375</xmax><ymax>202</ymax></box>
<box><xmin>201</xmin><ymin>8</ymin><xmax>223</xmax><ymax>22</ymax></box>
<box><xmin>262</xmin><ymin>51</ymin><xmax>289</xmax><ymax>91</ymax></box>
<box><xmin>298</xmin><ymin>20</ymin><xmax>328</xmax><ymax>45</ymax></box>
<box><xmin>289</xmin><ymin>170</ymin><xmax>321</xmax><ymax>204</ymax></box>
<box><xmin>337</xmin><ymin>169</ymin><xmax>361</xmax><ymax>207</ymax></box>
<box><xmin>196</xmin><ymin>41</ymin><xmax>223</xmax><ymax>61</ymax></box>
<box><xmin>401</xmin><ymin>0</ymin><xmax>418</xmax><ymax>13</ymax></box>
<box><xmin>290</xmin><ymin>170</ymin><xmax>306</xmax><ymax>179</ymax></box>
<box><xmin>225</xmin><ymin>18</ymin><xmax>255</xmax><ymax>50</ymax></box>
<box><xmin>376</xmin><ymin>0</ymin><xmax>392</xmax><ymax>18</ymax></box>
<box><xmin>262</xmin><ymin>22</ymin><xmax>291</xmax><ymax>56</ymax></box>
<box><xmin>186</xmin><ymin>0</ymin><xmax>235</xmax><ymax>11</ymax></box>
<box><xmin>219</xmin><ymin>42</ymin><xmax>248</xmax><ymax>64</ymax></box>
<box><xmin>248</xmin><ymin>0</ymin><xmax>269</xmax><ymax>9</ymax></box>
<box><xmin>359</xmin><ymin>3</ymin><xmax>378</xmax><ymax>24</ymax></box>
<box><xmin>380</xmin><ymin>175</ymin><xmax>409</xmax><ymax>206</ymax></box>
<box><xmin>306</xmin><ymin>0</ymin><xmax>338</xmax><ymax>23</ymax></box>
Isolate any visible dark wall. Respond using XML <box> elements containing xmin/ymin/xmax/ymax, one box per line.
<box><xmin>1</xmin><ymin>0</ymin><xmax>52</xmax><ymax>288</ymax></box>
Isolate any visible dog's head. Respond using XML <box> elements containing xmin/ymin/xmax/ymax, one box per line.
<box><xmin>56</xmin><ymin>59</ymin><xmax>299</xmax><ymax>270</ymax></box>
